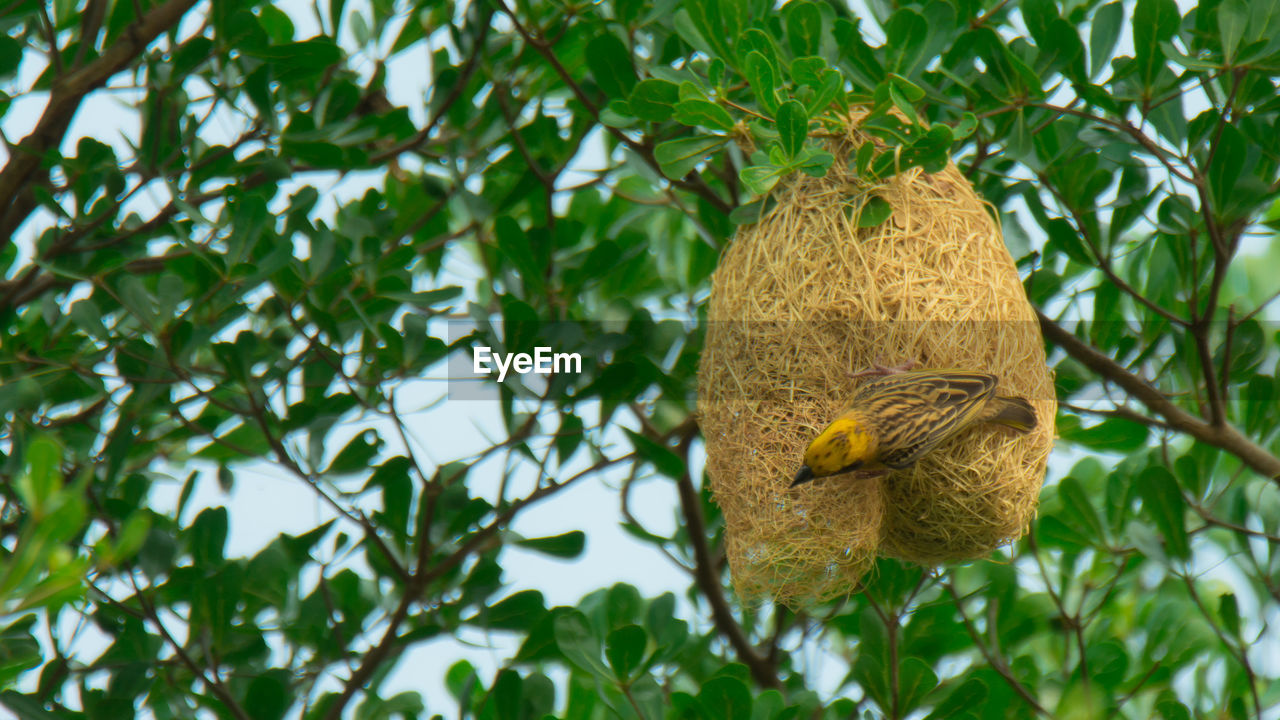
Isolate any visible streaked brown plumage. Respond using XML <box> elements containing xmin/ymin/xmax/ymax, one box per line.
<box><xmin>792</xmin><ymin>370</ymin><xmax>1036</xmax><ymax>486</ymax></box>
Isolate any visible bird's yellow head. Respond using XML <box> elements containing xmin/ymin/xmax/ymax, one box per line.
<box><xmin>792</xmin><ymin>416</ymin><xmax>877</xmax><ymax>486</ymax></box>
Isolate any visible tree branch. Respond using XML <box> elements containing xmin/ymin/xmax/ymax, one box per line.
<box><xmin>489</xmin><ymin>0</ymin><xmax>732</xmax><ymax>216</ymax></box>
<box><xmin>0</xmin><ymin>0</ymin><xmax>200</xmax><ymax>244</ymax></box>
<box><xmin>319</xmin><ymin>454</ymin><xmax>628</xmax><ymax>720</ymax></box>
<box><xmin>946</xmin><ymin>582</ymin><xmax>1056</xmax><ymax>718</ymax></box>
<box><xmin>1038</xmin><ymin>310</ymin><xmax>1280</xmax><ymax>482</ymax></box>
<box><xmin>673</xmin><ymin>434</ymin><xmax>781</xmax><ymax>690</ymax></box>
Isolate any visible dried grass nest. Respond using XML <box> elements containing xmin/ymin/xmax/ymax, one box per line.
<box><xmin>697</xmin><ymin>114</ymin><xmax>1056</xmax><ymax>607</ymax></box>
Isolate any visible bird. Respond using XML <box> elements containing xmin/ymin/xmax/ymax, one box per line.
<box><xmin>792</xmin><ymin>369</ymin><xmax>1036</xmax><ymax>487</ymax></box>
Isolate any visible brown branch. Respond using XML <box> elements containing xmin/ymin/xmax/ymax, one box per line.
<box><xmin>673</xmin><ymin>435</ymin><xmax>781</xmax><ymax>690</ymax></box>
<box><xmin>0</xmin><ymin>168</ymin><xmax>269</xmax><ymax>311</ymax></box>
<box><xmin>371</xmin><ymin>15</ymin><xmax>492</xmax><ymax>165</ymax></box>
<box><xmin>75</xmin><ymin>0</ymin><xmax>109</xmax><ymax>68</ymax></box>
<box><xmin>489</xmin><ymin>0</ymin><xmax>732</xmax><ymax>217</ymax></box>
<box><xmin>0</xmin><ymin>0</ymin><xmax>200</xmax><ymax>244</ymax></box>
<box><xmin>1031</xmin><ymin>104</ymin><xmax>1194</xmax><ymax>185</ymax></box>
<box><xmin>1033</xmin><ymin>169</ymin><xmax>1186</xmax><ymax>327</ymax></box>
<box><xmin>1178</xmin><ymin>572</ymin><xmax>1262</xmax><ymax>717</ymax></box>
<box><xmin>1038</xmin><ymin>310</ymin><xmax>1280</xmax><ymax>483</ymax></box>
<box><xmin>1026</xmin><ymin>532</ymin><xmax>1089</xmax><ymax>691</ymax></box>
<box><xmin>1059</xmin><ymin>402</ymin><xmax>1174</xmax><ymax>431</ymax></box>
<box><xmin>946</xmin><ymin>582</ymin><xmax>1056</xmax><ymax>718</ymax></box>
<box><xmin>319</xmin><ymin>454</ymin><xmax>628</xmax><ymax>720</ymax></box>
<box><xmin>118</xmin><ymin>575</ymin><xmax>253</xmax><ymax>720</ymax></box>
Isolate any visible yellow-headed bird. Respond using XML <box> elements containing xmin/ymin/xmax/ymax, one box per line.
<box><xmin>792</xmin><ymin>370</ymin><xmax>1036</xmax><ymax>487</ymax></box>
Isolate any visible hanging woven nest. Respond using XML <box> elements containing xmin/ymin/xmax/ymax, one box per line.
<box><xmin>698</xmin><ymin>113</ymin><xmax>1056</xmax><ymax>607</ymax></box>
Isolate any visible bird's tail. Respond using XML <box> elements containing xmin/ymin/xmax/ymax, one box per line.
<box><xmin>983</xmin><ymin>396</ymin><xmax>1036</xmax><ymax>432</ymax></box>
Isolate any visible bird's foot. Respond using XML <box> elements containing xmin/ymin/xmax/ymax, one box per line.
<box><xmin>846</xmin><ymin>357</ymin><xmax>917</xmax><ymax>379</ymax></box>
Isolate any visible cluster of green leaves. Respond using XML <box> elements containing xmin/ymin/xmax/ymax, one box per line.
<box><xmin>2</xmin><ymin>0</ymin><xmax>1280</xmax><ymax>717</ymax></box>
<box><xmin>600</xmin><ymin>0</ymin><xmax>974</xmax><ymax>219</ymax></box>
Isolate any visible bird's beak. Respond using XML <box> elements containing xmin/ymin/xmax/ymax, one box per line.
<box><xmin>791</xmin><ymin>465</ymin><xmax>815</xmax><ymax>487</ymax></box>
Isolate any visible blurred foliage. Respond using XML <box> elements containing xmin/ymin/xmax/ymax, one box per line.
<box><xmin>1</xmin><ymin>0</ymin><xmax>1279</xmax><ymax>718</ymax></box>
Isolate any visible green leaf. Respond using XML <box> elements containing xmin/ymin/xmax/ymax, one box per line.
<box><xmin>1208</xmin><ymin>123</ymin><xmax>1246</xmax><ymax>213</ymax></box>
<box><xmin>790</xmin><ymin>56</ymin><xmax>827</xmax><ymax>86</ymax></box>
<box><xmin>775</xmin><ymin>100</ymin><xmax>808</xmax><ymax>159</ymax></box>
<box><xmin>698</xmin><ymin>676</ymin><xmax>751</xmax><ymax>720</ymax></box>
<box><xmin>1084</xmin><ymin>640</ymin><xmax>1129</xmax><ymax>688</ymax></box>
<box><xmin>654</xmin><ymin>136</ymin><xmax>728</xmax><ymax>179</ymax></box>
<box><xmin>474</xmin><ymin>590</ymin><xmax>547</xmax><ymax>631</ymax></box>
<box><xmin>1135</xmin><ymin>466</ymin><xmax>1189</xmax><ymax>560</ymax></box>
<box><xmin>729</xmin><ymin>196</ymin><xmax>777</xmax><ymax>224</ymax></box>
<box><xmin>852</xmin><ymin>652</ymin><xmax>890</xmax><ymax>710</ymax></box>
<box><xmin>1155</xmin><ymin>691</ymin><xmax>1193</xmax><ymax>720</ymax></box>
<box><xmin>486</xmin><ymin>669</ymin><xmax>522</xmax><ymax>720</ymax></box>
<box><xmin>604</xmin><ymin>625</ymin><xmax>648</xmax><ymax>680</ymax></box>
<box><xmin>514</xmin><ymin>531</ymin><xmax>586</xmax><ymax>559</ymax></box>
<box><xmin>1055</xmin><ymin>476</ymin><xmax>1106</xmax><ymax>545</ymax></box>
<box><xmin>836</xmin><ymin>18</ymin><xmax>886</xmax><ymax>87</ymax></box>
<box><xmin>109</xmin><ymin>511</ymin><xmax>151</xmax><ymax>564</ymax></box>
<box><xmin>586</xmin><ymin>33</ymin><xmax>638</xmax><ymax>99</ymax></box>
<box><xmin>118</xmin><ymin>274</ymin><xmax>158</xmax><ymax>327</ymax></box>
<box><xmin>924</xmin><ymin>677</ymin><xmax>988</xmax><ymax>720</ymax></box>
<box><xmin>673</xmin><ymin>99</ymin><xmax>735</xmax><ymax>131</ymax></box>
<box><xmin>445</xmin><ymin>660</ymin><xmax>481</xmax><ymax>703</ymax></box>
<box><xmin>15</xmin><ymin>435</ymin><xmax>62</xmax><ymax>516</ymax></box>
<box><xmin>556</xmin><ymin>413</ymin><xmax>584</xmax><ymax>464</ymax></box>
<box><xmin>887</xmin><ymin>81</ymin><xmax>918</xmax><ymax>124</ymax></box>
<box><xmin>329</xmin><ymin>0</ymin><xmax>347</xmax><ymax>34</ymax></box>
<box><xmin>745</xmin><ymin>50</ymin><xmax>779</xmax><ymax>114</ymax></box>
<box><xmin>245</xmin><ymin>670</ymin><xmax>290</xmax><ymax>720</ymax></box>
<box><xmin>1045</xmin><ymin>217</ymin><xmax>1092</xmax><ymax>265</ymax></box>
<box><xmin>554</xmin><ymin>611</ymin><xmax>610</xmax><ymax>678</ymax></box>
<box><xmin>739</xmin><ymin>164</ymin><xmax>785</xmax><ymax>195</ymax></box>
<box><xmin>795</xmin><ymin>147</ymin><xmax>834</xmax><ymax>176</ymax></box>
<box><xmin>494</xmin><ymin>216</ymin><xmax>545</xmax><ymax>294</ymax></box>
<box><xmin>629</xmin><ymin>79</ymin><xmax>680</xmax><ymax>122</ymax></box>
<box><xmin>902</xmin><ymin>124</ymin><xmax>953</xmax><ymax>173</ymax></box>
<box><xmin>897</xmin><ymin>658</ymin><xmax>939</xmax><ymax>713</ymax></box>
<box><xmin>1243</xmin><ymin>375</ymin><xmax>1275</xmax><ymax>436</ymax></box>
<box><xmin>1219</xmin><ymin>0</ymin><xmax>1247</xmax><ymax>61</ymax></box>
<box><xmin>629</xmin><ymin>676</ymin><xmax>665</xmax><ymax>720</ymax></box>
<box><xmin>736</xmin><ymin>29</ymin><xmax>782</xmax><ymax>81</ymax></box>
<box><xmin>0</xmin><ymin>36</ymin><xmax>22</xmax><ymax>78</ymax></box>
<box><xmin>138</xmin><ymin>527</ymin><xmax>178</xmax><ymax>577</ymax></box>
<box><xmin>802</xmin><ymin>68</ymin><xmax>842</xmax><ymax>116</ymax></box>
<box><xmin>0</xmin><ymin>690</ymin><xmax>64</xmax><ymax>720</ymax></box>
<box><xmin>245</xmin><ymin>39</ymin><xmax>342</xmax><ymax>82</ymax></box>
<box><xmin>189</xmin><ymin>506</ymin><xmax>228</xmax><ymax>568</ymax></box>
<box><xmin>325</xmin><ymin>429</ymin><xmax>381</xmax><ymax>475</ymax></box>
<box><xmin>854</xmin><ymin>141</ymin><xmax>875</xmax><ymax>176</ymax></box>
<box><xmin>681</xmin><ymin>0</ymin><xmax>735</xmax><ymax>61</ymax></box>
<box><xmin>856</xmin><ymin>196</ymin><xmax>893</xmax><ymax>227</ymax></box>
<box><xmin>886</xmin><ymin>8</ymin><xmax>928</xmax><ymax>75</ymax></box>
<box><xmin>783</xmin><ymin>1</ymin><xmax>823</xmax><ymax>57</ymax></box>
<box><xmin>1132</xmin><ymin>0</ymin><xmax>1179</xmax><ymax>86</ymax></box>
<box><xmin>1060</xmin><ymin>417</ymin><xmax>1150</xmax><ymax>452</ymax></box>
<box><xmin>1218</xmin><ymin>593</ymin><xmax>1240</xmax><ymax>636</ymax></box>
<box><xmin>888</xmin><ymin>73</ymin><xmax>925</xmax><ymax>103</ymax></box>
<box><xmin>624</xmin><ymin>429</ymin><xmax>686</xmax><ymax>477</ymax></box>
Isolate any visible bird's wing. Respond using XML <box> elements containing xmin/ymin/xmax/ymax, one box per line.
<box><xmin>859</xmin><ymin>371</ymin><xmax>998</xmax><ymax>468</ymax></box>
